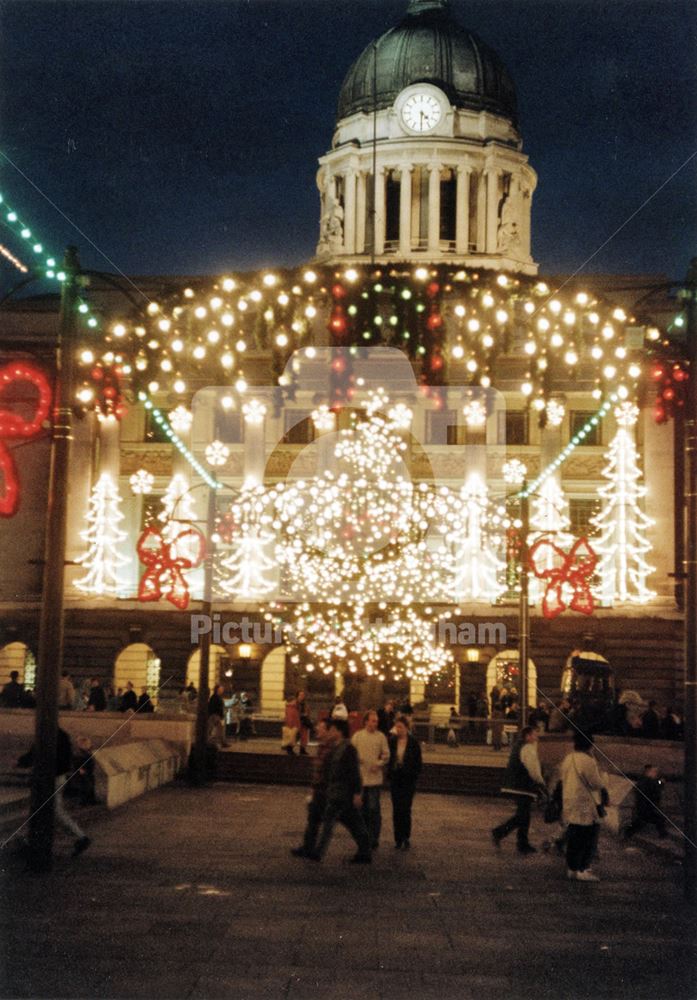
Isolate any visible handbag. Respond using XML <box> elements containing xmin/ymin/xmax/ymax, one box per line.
<box><xmin>281</xmin><ymin>725</ymin><xmax>298</xmax><ymax>748</ymax></box>
<box><xmin>544</xmin><ymin>781</ymin><xmax>563</xmax><ymax>824</ymax></box>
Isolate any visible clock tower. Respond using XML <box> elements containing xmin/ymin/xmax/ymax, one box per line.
<box><xmin>315</xmin><ymin>0</ymin><xmax>537</xmax><ymax>274</ymax></box>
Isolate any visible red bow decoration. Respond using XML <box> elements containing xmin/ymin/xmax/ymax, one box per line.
<box><xmin>528</xmin><ymin>536</ymin><xmax>598</xmax><ymax>620</ymax></box>
<box><xmin>136</xmin><ymin>525</ymin><xmax>205</xmax><ymax>610</ymax></box>
<box><xmin>0</xmin><ymin>362</ymin><xmax>52</xmax><ymax>517</ymax></box>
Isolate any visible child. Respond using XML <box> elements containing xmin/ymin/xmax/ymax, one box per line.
<box><xmin>622</xmin><ymin>764</ymin><xmax>667</xmax><ymax>839</ymax></box>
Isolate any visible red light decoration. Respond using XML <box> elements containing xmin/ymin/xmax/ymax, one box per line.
<box><xmin>528</xmin><ymin>536</ymin><xmax>598</xmax><ymax>620</ymax></box>
<box><xmin>136</xmin><ymin>525</ymin><xmax>205</xmax><ymax>610</ymax></box>
<box><xmin>0</xmin><ymin>362</ymin><xmax>52</xmax><ymax>517</ymax></box>
<box><xmin>652</xmin><ymin>360</ymin><xmax>689</xmax><ymax>424</ymax></box>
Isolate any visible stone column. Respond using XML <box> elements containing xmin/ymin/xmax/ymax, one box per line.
<box><xmin>343</xmin><ymin>168</ymin><xmax>357</xmax><ymax>256</ymax></box>
<box><xmin>374</xmin><ymin>169</ymin><xmax>386</xmax><ymax>256</ymax></box>
<box><xmin>242</xmin><ymin>399</ymin><xmax>267</xmax><ymax>487</ymax></box>
<box><xmin>476</xmin><ymin>170</ymin><xmax>487</xmax><ymax>252</ymax></box>
<box><xmin>312</xmin><ymin>405</ymin><xmax>336</xmax><ymax>476</ymax></box>
<box><xmin>485</xmin><ymin>168</ymin><xmax>500</xmax><ymax>254</ymax></box>
<box><xmin>642</xmin><ymin>408</ymin><xmax>675</xmax><ymax>599</ymax></box>
<box><xmin>427</xmin><ymin>163</ymin><xmax>441</xmax><ymax>253</ymax></box>
<box><xmin>455</xmin><ymin>164</ymin><xmax>471</xmax><ymax>255</ymax></box>
<box><xmin>356</xmin><ymin>171</ymin><xmax>367</xmax><ymax>254</ymax></box>
<box><xmin>399</xmin><ymin>166</ymin><xmax>412</xmax><ymax>257</ymax></box>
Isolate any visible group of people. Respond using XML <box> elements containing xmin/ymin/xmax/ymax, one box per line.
<box><xmin>491</xmin><ymin>725</ymin><xmax>669</xmax><ymax>881</ymax></box>
<box><xmin>290</xmin><ymin>707</ymin><xmax>422</xmax><ymax>863</ymax></box>
<box><xmin>206</xmin><ymin>685</ymin><xmax>254</xmax><ymax>747</ymax></box>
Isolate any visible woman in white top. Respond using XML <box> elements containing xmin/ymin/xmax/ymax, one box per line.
<box><xmin>560</xmin><ymin>731</ymin><xmax>608</xmax><ymax>881</ymax></box>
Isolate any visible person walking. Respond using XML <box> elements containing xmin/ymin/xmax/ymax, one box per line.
<box><xmin>622</xmin><ymin>764</ymin><xmax>667</xmax><ymax>840</ymax></box>
<box><xmin>311</xmin><ymin>718</ymin><xmax>372</xmax><ymax>864</ymax></box>
<box><xmin>17</xmin><ymin>728</ymin><xmax>90</xmax><ymax>855</ymax></box>
<box><xmin>352</xmin><ymin>710</ymin><xmax>389</xmax><ymax>850</ymax></box>
<box><xmin>387</xmin><ymin>715</ymin><xmax>422</xmax><ymax>850</ymax></box>
<box><xmin>290</xmin><ymin>718</ymin><xmax>332</xmax><ymax>858</ymax></box>
<box><xmin>207</xmin><ymin>684</ymin><xmax>229</xmax><ymax>748</ymax></box>
<box><xmin>491</xmin><ymin>725</ymin><xmax>546</xmax><ymax>854</ymax></box>
<box><xmin>560</xmin><ymin>731</ymin><xmax>608</xmax><ymax>881</ymax></box>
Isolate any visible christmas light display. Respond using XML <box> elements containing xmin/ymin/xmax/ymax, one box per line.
<box><xmin>529</xmin><ymin>477</ymin><xmax>572</xmax><ymax>605</ymax></box>
<box><xmin>75</xmin><ymin>473</ymin><xmax>130</xmax><ymax>596</ymax></box>
<box><xmin>450</xmin><ymin>473</ymin><xmax>505</xmax><ymax>602</ymax></box>
<box><xmin>216</xmin><ymin>524</ymin><xmax>277</xmax><ymax>599</ymax></box>
<box><xmin>0</xmin><ymin>243</ymin><xmax>28</xmax><ymax>273</ymax></box>
<box><xmin>129</xmin><ymin>469</ymin><xmax>154</xmax><ymax>495</ymax></box>
<box><xmin>0</xmin><ymin>362</ymin><xmax>52</xmax><ymax>517</ymax></box>
<box><xmin>136</xmin><ymin>524</ymin><xmax>205</xmax><ymax>610</ymax></box>
<box><xmin>528</xmin><ymin>536</ymin><xmax>597</xmax><ymax>620</ymax></box>
<box><xmin>591</xmin><ymin>403</ymin><xmax>656</xmax><ymax>604</ymax></box>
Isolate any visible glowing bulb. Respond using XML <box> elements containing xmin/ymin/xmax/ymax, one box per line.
<box><xmin>80</xmin><ymin>350</ymin><xmax>94</xmax><ymax>364</ymax></box>
<box><xmin>304</xmin><ymin>270</ymin><xmax>318</xmax><ymax>283</ymax></box>
<box><xmin>193</xmin><ymin>345</ymin><xmax>206</xmax><ymax>360</ymax></box>
<box><xmin>235</xmin><ymin>377</ymin><xmax>247</xmax><ymax>393</ymax></box>
<box><xmin>221</xmin><ymin>352</ymin><xmax>234</xmax><ymax>369</ymax></box>
<box><xmin>112</xmin><ymin>324</ymin><xmax>126</xmax><ymax>338</ymax></box>
<box><xmin>451</xmin><ymin>345</ymin><xmax>464</xmax><ymax>360</ymax></box>
<box><xmin>454</xmin><ymin>304</ymin><xmax>466</xmax><ymax>318</ymax></box>
<box><xmin>194</xmin><ymin>306</ymin><xmax>207</xmax><ymax>319</ymax></box>
<box><xmin>173</xmin><ymin>379</ymin><xmax>186</xmax><ymax>393</ymax></box>
<box><xmin>564</xmin><ymin>350</ymin><xmax>578</xmax><ymax>366</ymax></box>
<box><xmin>236</xmin><ymin>339</ymin><xmax>247</xmax><ymax>352</ymax></box>
<box><xmin>305</xmin><ymin>305</ymin><xmax>317</xmax><ymax>319</ymax></box>
<box><xmin>207</xmin><ymin>329</ymin><xmax>220</xmax><ymax>344</ymax></box>
<box><xmin>222</xmin><ymin>278</ymin><xmax>236</xmax><ymax>292</ymax></box>
<box><xmin>414</xmin><ymin>267</ymin><xmax>429</xmax><ymax>281</ymax></box>
<box><xmin>276</xmin><ymin>333</ymin><xmax>289</xmax><ymax>347</ymax></box>
<box><xmin>467</xmin><ymin>319</ymin><xmax>480</xmax><ymax>332</ymax></box>
<box><xmin>521</xmin><ymin>381</ymin><xmax>533</xmax><ymax>396</ymax></box>
<box><xmin>171</xmin><ymin>339</ymin><xmax>184</xmax><ymax>352</ymax></box>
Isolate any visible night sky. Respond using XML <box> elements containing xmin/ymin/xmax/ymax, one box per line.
<box><xmin>0</xmin><ymin>0</ymin><xmax>695</xmax><ymax>281</ymax></box>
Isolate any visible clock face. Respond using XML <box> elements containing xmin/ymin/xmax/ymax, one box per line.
<box><xmin>401</xmin><ymin>92</ymin><xmax>442</xmax><ymax>132</ymax></box>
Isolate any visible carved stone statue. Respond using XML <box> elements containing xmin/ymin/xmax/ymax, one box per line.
<box><xmin>317</xmin><ymin>174</ymin><xmax>345</xmax><ymax>255</ymax></box>
<box><xmin>497</xmin><ymin>182</ymin><xmax>521</xmax><ymax>254</ymax></box>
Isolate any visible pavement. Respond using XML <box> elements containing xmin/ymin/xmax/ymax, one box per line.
<box><xmin>1</xmin><ymin>781</ymin><xmax>695</xmax><ymax>1000</ymax></box>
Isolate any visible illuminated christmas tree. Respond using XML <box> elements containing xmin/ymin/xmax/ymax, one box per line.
<box><xmin>75</xmin><ymin>473</ymin><xmax>129</xmax><ymax>596</ymax></box>
<box><xmin>591</xmin><ymin>403</ymin><xmax>655</xmax><ymax>604</ymax></box>
<box><xmin>529</xmin><ymin>477</ymin><xmax>572</xmax><ymax>606</ymax></box>
<box><xmin>450</xmin><ymin>473</ymin><xmax>505</xmax><ymax>602</ymax></box>
<box><xmin>217</xmin><ymin>525</ymin><xmax>277</xmax><ymax>598</ymax></box>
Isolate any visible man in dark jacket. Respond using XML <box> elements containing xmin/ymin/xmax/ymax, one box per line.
<box><xmin>491</xmin><ymin>726</ymin><xmax>546</xmax><ymax>854</ymax></box>
<box><xmin>310</xmin><ymin>718</ymin><xmax>372</xmax><ymax>863</ymax></box>
<box><xmin>17</xmin><ymin>727</ymin><xmax>90</xmax><ymax>855</ymax></box>
<box><xmin>291</xmin><ymin>718</ymin><xmax>332</xmax><ymax>858</ymax></box>
<box><xmin>207</xmin><ymin>684</ymin><xmax>229</xmax><ymax>747</ymax></box>
<box><xmin>641</xmin><ymin>702</ymin><xmax>661</xmax><ymax>739</ymax></box>
<box><xmin>1</xmin><ymin>671</ymin><xmax>24</xmax><ymax>708</ymax></box>
<box><xmin>87</xmin><ymin>677</ymin><xmax>107</xmax><ymax>712</ymax></box>
<box><xmin>622</xmin><ymin>764</ymin><xmax>667</xmax><ymax>839</ymax></box>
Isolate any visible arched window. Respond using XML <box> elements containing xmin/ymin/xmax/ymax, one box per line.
<box><xmin>114</xmin><ymin>643</ymin><xmax>161</xmax><ymax>706</ymax></box>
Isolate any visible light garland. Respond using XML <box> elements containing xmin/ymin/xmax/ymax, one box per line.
<box><xmin>0</xmin><ymin>242</ymin><xmax>28</xmax><ymax>273</ymax></box>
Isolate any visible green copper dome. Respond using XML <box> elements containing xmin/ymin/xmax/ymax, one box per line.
<box><xmin>337</xmin><ymin>0</ymin><xmax>517</xmax><ymax>124</ymax></box>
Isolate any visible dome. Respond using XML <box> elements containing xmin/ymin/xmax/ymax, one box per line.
<box><xmin>337</xmin><ymin>0</ymin><xmax>517</xmax><ymax>125</ymax></box>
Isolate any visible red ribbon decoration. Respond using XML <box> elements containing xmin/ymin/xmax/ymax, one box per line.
<box><xmin>528</xmin><ymin>536</ymin><xmax>598</xmax><ymax>620</ymax></box>
<box><xmin>136</xmin><ymin>525</ymin><xmax>205</xmax><ymax>610</ymax></box>
<box><xmin>0</xmin><ymin>362</ymin><xmax>52</xmax><ymax>517</ymax></box>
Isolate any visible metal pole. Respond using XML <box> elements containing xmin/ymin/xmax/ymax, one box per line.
<box><xmin>371</xmin><ymin>41</ymin><xmax>377</xmax><ymax>266</ymax></box>
<box><xmin>683</xmin><ymin>257</ymin><xmax>697</xmax><ymax>903</ymax></box>
<box><xmin>191</xmin><ymin>485</ymin><xmax>217</xmax><ymax>785</ymax></box>
<box><xmin>28</xmin><ymin>246</ymin><xmax>80</xmax><ymax>872</ymax></box>
<box><xmin>518</xmin><ymin>484</ymin><xmax>530</xmax><ymax>731</ymax></box>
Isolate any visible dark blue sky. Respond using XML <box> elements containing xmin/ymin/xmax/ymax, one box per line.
<box><xmin>0</xmin><ymin>0</ymin><xmax>695</xmax><ymax>280</ymax></box>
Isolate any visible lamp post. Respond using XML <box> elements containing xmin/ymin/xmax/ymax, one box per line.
<box><xmin>28</xmin><ymin>246</ymin><xmax>79</xmax><ymax>872</ymax></box>
<box><xmin>683</xmin><ymin>257</ymin><xmax>697</xmax><ymax>903</ymax></box>
<box><xmin>191</xmin><ymin>484</ymin><xmax>218</xmax><ymax>786</ymax></box>
<box><xmin>518</xmin><ymin>482</ymin><xmax>530</xmax><ymax>731</ymax></box>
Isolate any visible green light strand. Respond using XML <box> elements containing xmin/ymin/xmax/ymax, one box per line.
<box><xmin>518</xmin><ymin>393</ymin><xmax>620</xmax><ymax>499</ymax></box>
<box><xmin>137</xmin><ymin>392</ymin><xmax>221</xmax><ymax>490</ymax></box>
<box><xmin>0</xmin><ymin>188</ymin><xmax>100</xmax><ymax>330</ymax></box>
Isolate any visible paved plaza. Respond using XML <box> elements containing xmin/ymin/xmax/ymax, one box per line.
<box><xmin>1</xmin><ymin>781</ymin><xmax>695</xmax><ymax>1000</ymax></box>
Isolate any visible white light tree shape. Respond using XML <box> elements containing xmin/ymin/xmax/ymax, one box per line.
<box><xmin>591</xmin><ymin>403</ymin><xmax>655</xmax><ymax>604</ymax></box>
<box><xmin>450</xmin><ymin>473</ymin><xmax>505</xmax><ymax>603</ymax></box>
<box><xmin>75</xmin><ymin>473</ymin><xmax>130</xmax><ymax>596</ymax></box>
<box><xmin>529</xmin><ymin>477</ymin><xmax>573</xmax><ymax>606</ymax></box>
<box><xmin>217</xmin><ymin>524</ymin><xmax>277</xmax><ymax>598</ymax></box>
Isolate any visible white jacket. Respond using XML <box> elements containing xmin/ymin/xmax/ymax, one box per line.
<box><xmin>560</xmin><ymin>750</ymin><xmax>606</xmax><ymax>826</ymax></box>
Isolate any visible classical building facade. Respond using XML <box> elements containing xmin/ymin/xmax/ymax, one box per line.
<box><xmin>0</xmin><ymin>0</ymin><xmax>685</xmax><ymax>717</ymax></box>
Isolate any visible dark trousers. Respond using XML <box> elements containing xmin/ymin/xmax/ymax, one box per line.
<box><xmin>315</xmin><ymin>797</ymin><xmax>371</xmax><ymax>859</ymax></box>
<box><xmin>390</xmin><ymin>780</ymin><xmax>416</xmax><ymax>845</ymax></box>
<box><xmin>362</xmin><ymin>786</ymin><xmax>382</xmax><ymax>847</ymax></box>
<box><xmin>302</xmin><ymin>792</ymin><xmax>326</xmax><ymax>853</ymax></box>
<box><xmin>493</xmin><ymin>794</ymin><xmax>533</xmax><ymax>847</ymax></box>
<box><xmin>566</xmin><ymin>823</ymin><xmax>597</xmax><ymax>872</ymax></box>
<box><xmin>625</xmin><ymin>812</ymin><xmax>667</xmax><ymax>838</ymax></box>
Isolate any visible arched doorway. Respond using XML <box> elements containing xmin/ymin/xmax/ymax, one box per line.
<box><xmin>114</xmin><ymin>643</ymin><xmax>161</xmax><ymax>706</ymax></box>
<box><xmin>186</xmin><ymin>644</ymin><xmax>229</xmax><ymax>694</ymax></box>
<box><xmin>0</xmin><ymin>642</ymin><xmax>36</xmax><ymax>690</ymax></box>
<box><xmin>486</xmin><ymin>650</ymin><xmax>537</xmax><ymax>708</ymax></box>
